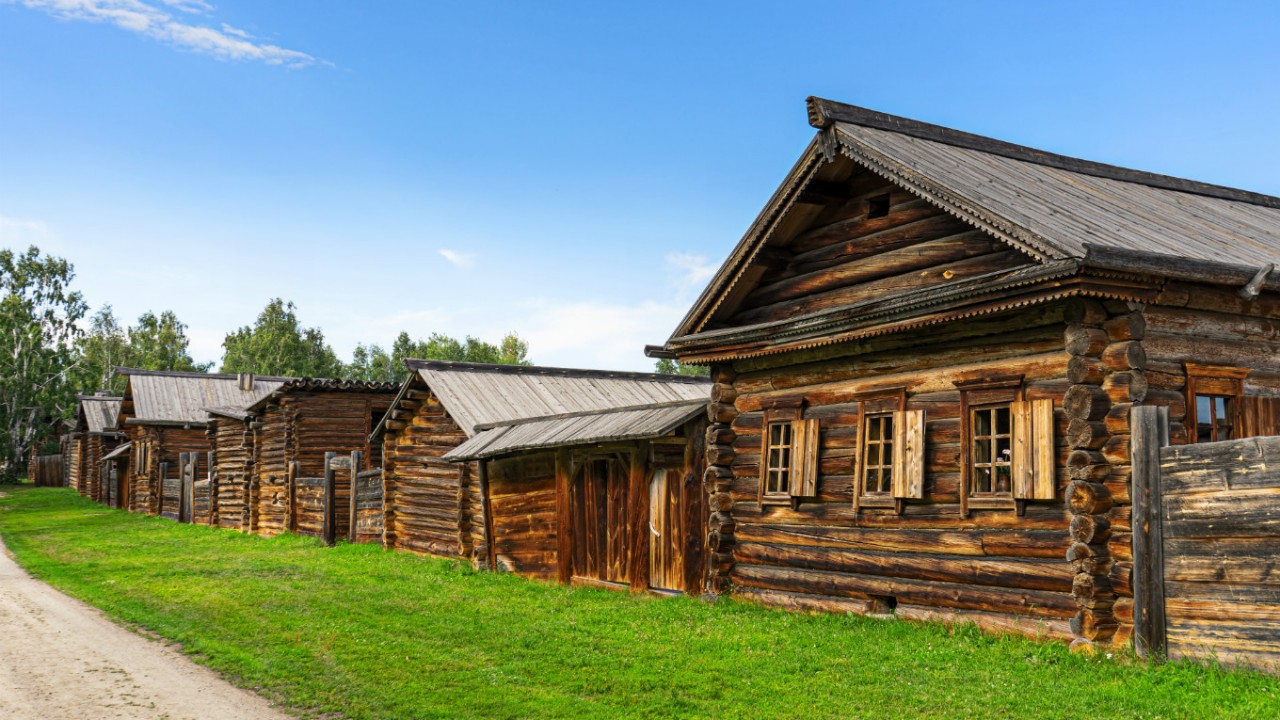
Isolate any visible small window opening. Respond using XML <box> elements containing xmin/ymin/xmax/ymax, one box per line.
<box><xmin>868</xmin><ymin>594</ymin><xmax>898</xmax><ymax>614</ymax></box>
<box><xmin>867</xmin><ymin>193</ymin><xmax>891</xmax><ymax>219</ymax></box>
<box><xmin>764</xmin><ymin>421</ymin><xmax>792</xmax><ymax>496</ymax></box>
<box><xmin>1195</xmin><ymin>394</ymin><xmax>1234</xmax><ymax>443</ymax></box>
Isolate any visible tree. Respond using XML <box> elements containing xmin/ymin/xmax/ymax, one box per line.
<box><xmin>71</xmin><ymin>307</ymin><xmax>210</xmax><ymax>396</ymax></box>
<box><xmin>129</xmin><ymin>311</ymin><xmax>211</xmax><ymax>374</ymax></box>
<box><xmin>654</xmin><ymin>357</ymin><xmax>709</xmax><ymax>377</ymax></box>
<box><xmin>71</xmin><ymin>305</ymin><xmax>131</xmax><ymax>395</ymax></box>
<box><xmin>221</xmin><ymin>299</ymin><xmax>342</xmax><ymax>378</ymax></box>
<box><xmin>348</xmin><ymin>330</ymin><xmax>532</xmax><ymax>382</ymax></box>
<box><xmin>0</xmin><ymin>246</ymin><xmax>87</xmax><ymax>481</ymax></box>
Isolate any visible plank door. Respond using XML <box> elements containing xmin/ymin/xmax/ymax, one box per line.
<box><xmin>571</xmin><ymin>458</ymin><xmax>630</xmax><ymax>584</ymax></box>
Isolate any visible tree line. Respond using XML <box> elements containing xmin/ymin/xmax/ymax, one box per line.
<box><xmin>0</xmin><ymin>246</ymin><xmax>704</xmax><ymax>480</ymax></box>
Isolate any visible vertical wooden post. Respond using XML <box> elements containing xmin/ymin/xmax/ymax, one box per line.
<box><xmin>555</xmin><ymin>449</ymin><xmax>573</xmax><ymax>585</ymax></box>
<box><xmin>1131</xmin><ymin>405</ymin><xmax>1169</xmax><ymax>659</ymax></box>
<box><xmin>287</xmin><ymin>461</ymin><xmax>299</xmax><ymax>534</ymax></box>
<box><xmin>629</xmin><ymin>442</ymin><xmax>652</xmax><ymax>593</ymax></box>
<box><xmin>158</xmin><ymin>461</ymin><xmax>169</xmax><ymax>518</ymax></box>
<box><xmin>348</xmin><ymin>451</ymin><xmax>362</xmax><ymax>543</ymax></box>
<box><xmin>323</xmin><ymin>451</ymin><xmax>337</xmax><ymax>547</ymax></box>
<box><xmin>206</xmin><ymin>450</ymin><xmax>216</xmax><ymax>527</ymax></box>
<box><xmin>477</xmin><ymin>459</ymin><xmax>496</xmax><ymax>572</ymax></box>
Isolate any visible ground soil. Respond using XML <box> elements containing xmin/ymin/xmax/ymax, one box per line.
<box><xmin>0</xmin><ymin>532</ymin><xmax>292</xmax><ymax>719</ymax></box>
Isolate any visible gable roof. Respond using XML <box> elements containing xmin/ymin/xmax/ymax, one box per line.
<box><xmin>373</xmin><ymin>359</ymin><xmax>711</xmax><ymax>439</ymax></box>
<box><xmin>117</xmin><ymin>368</ymin><xmax>292</xmax><ymax>427</ymax></box>
<box><xmin>667</xmin><ymin>97</ymin><xmax>1280</xmax><ymax>345</ymax></box>
<box><xmin>76</xmin><ymin>394</ymin><xmax>122</xmax><ymax>434</ymax></box>
<box><xmin>443</xmin><ymin>399</ymin><xmax>706</xmax><ymax>461</ymax></box>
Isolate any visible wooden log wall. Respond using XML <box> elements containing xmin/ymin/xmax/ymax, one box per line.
<box><xmin>208</xmin><ymin>417</ymin><xmax>255</xmax><ymax>531</ymax></box>
<box><xmin>254</xmin><ymin>404</ymin><xmax>294</xmax><ymax>537</ymax></box>
<box><xmin>85</xmin><ymin>436</ymin><xmax>103</xmax><ymax>501</ymax></box>
<box><xmin>292</xmin><ymin>475</ymin><xmax>327</xmax><ymax>538</ymax></box>
<box><xmin>1099</xmin><ymin>283</ymin><xmax>1280</xmax><ymax>649</ymax></box>
<box><xmin>718</xmin><ymin>303</ymin><xmax>1076</xmax><ymax>635</ymax></box>
<box><xmin>717</xmin><ymin>170</ymin><xmax>1031</xmax><ymax>330</ymax></box>
<box><xmin>487</xmin><ymin>452</ymin><xmax>558</xmax><ymax>578</ymax></box>
<box><xmin>67</xmin><ymin>434</ymin><xmax>85</xmax><ymax>495</ymax></box>
<box><xmin>381</xmin><ymin>390</ymin><xmax>478</xmax><ymax>560</ymax></box>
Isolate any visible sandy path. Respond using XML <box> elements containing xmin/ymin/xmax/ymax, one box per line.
<box><xmin>0</xmin><ymin>533</ymin><xmax>293</xmax><ymax>720</ymax></box>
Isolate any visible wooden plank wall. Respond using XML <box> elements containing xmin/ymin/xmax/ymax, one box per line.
<box><xmin>209</xmin><ymin>417</ymin><xmax>254</xmax><ymax>530</ymax></box>
<box><xmin>715</xmin><ymin>304</ymin><xmax>1077</xmax><ymax>637</ymax></box>
<box><xmin>381</xmin><ymin>392</ymin><xmax>475</xmax><ymax>559</ymax></box>
<box><xmin>351</xmin><ymin>469</ymin><xmax>384</xmax><ymax>543</ymax></box>
<box><xmin>1157</xmin><ymin>435</ymin><xmax>1280</xmax><ymax>669</ymax></box>
<box><xmin>1095</xmin><ymin>287</ymin><xmax>1280</xmax><ymax>647</ymax></box>
<box><xmin>487</xmin><ymin>452</ymin><xmax>558</xmax><ymax>579</ymax></box>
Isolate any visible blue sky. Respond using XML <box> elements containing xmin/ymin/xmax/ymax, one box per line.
<box><xmin>2</xmin><ymin>1</ymin><xmax>1279</xmax><ymax>371</ymax></box>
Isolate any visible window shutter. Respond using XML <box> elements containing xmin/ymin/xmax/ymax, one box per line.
<box><xmin>790</xmin><ymin>418</ymin><xmax>820</xmax><ymax>497</ymax></box>
<box><xmin>1240</xmin><ymin>395</ymin><xmax>1280</xmax><ymax>438</ymax></box>
<box><xmin>1013</xmin><ymin>399</ymin><xmax>1055</xmax><ymax>500</ymax></box>
<box><xmin>891</xmin><ymin>409</ymin><xmax>925</xmax><ymax>499</ymax></box>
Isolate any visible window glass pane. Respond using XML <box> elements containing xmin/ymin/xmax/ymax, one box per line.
<box><xmin>1196</xmin><ymin>395</ymin><xmax>1214</xmax><ymax>442</ymax></box>
<box><xmin>995</xmin><ymin>465</ymin><xmax>1011</xmax><ymax>493</ymax></box>
<box><xmin>996</xmin><ymin>407</ymin><xmax>1010</xmax><ymax>435</ymax></box>
<box><xmin>975</xmin><ymin>409</ymin><xmax>991</xmax><ymax>437</ymax></box>
<box><xmin>996</xmin><ymin>437</ymin><xmax>1011</xmax><ymax>464</ymax></box>
<box><xmin>975</xmin><ymin>466</ymin><xmax>991</xmax><ymax>494</ymax></box>
<box><xmin>975</xmin><ymin>437</ymin><xmax>991</xmax><ymax>464</ymax></box>
<box><xmin>881</xmin><ymin>468</ymin><xmax>892</xmax><ymax>493</ymax></box>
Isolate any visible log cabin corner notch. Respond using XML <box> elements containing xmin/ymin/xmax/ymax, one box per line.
<box><xmin>652</xmin><ymin>96</ymin><xmax>1280</xmax><ymax>648</ymax></box>
<box><xmin>370</xmin><ymin>359</ymin><xmax>711</xmax><ymax>577</ymax></box>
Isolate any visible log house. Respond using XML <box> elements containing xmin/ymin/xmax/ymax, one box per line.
<box><xmin>372</xmin><ymin>360</ymin><xmax>710</xmax><ymax>570</ymax></box>
<box><xmin>114</xmin><ymin>368</ymin><xmax>288</xmax><ymax>517</ymax></box>
<box><xmin>70</xmin><ymin>393</ymin><xmax>124</xmax><ymax>502</ymax></box>
<box><xmin>651</xmin><ymin>98</ymin><xmax>1280</xmax><ymax>650</ymax></box>
<box><xmin>240</xmin><ymin>378</ymin><xmax>398</xmax><ymax>538</ymax></box>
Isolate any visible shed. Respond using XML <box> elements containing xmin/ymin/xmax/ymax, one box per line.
<box><xmin>650</xmin><ymin>98</ymin><xmax>1280</xmax><ymax>652</ymax></box>
<box><xmin>115</xmin><ymin>368</ymin><xmax>289</xmax><ymax>518</ymax></box>
<box><xmin>372</xmin><ymin>360</ymin><xmax>711</xmax><ymax>573</ymax></box>
<box><xmin>445</xmin><ymin>398</ymin><xmax>710</xmax><ymax>594</ymax></box>
<box><xmin>240</xmin><ymin>378</ymin><xmax>399</xmax><ymax>538</ymax></box>
<box><xmin>70</xmin><ymin>393</ymin><xmax>124</xmax><ymax>502</ymax></box>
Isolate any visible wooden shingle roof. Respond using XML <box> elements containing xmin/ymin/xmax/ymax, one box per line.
<box><xmin>76</xmin><ymin>394</ymin><xmax>122</xmax><ymax>434</ymax></box>
<box><xmin>373</xmin><ymin>360</ymin><xmax>710</xmax><ymax>439</ymax></box>
<box><xmin>117</xmin><ymin>368</ymin><xmax>291</xmax><ymax>427</ymax></box>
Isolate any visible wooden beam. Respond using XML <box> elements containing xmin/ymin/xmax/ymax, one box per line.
<box><xmin>1130</xmin><ymin>405</ymin><xmax>1169</xmax><ymax>660</ymax></box>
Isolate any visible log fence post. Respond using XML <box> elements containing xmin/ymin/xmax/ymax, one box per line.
<box><xmin>1130</xmin><ymin>405</ymin><xmax>1169</xmax><ymax>660</ymax></box>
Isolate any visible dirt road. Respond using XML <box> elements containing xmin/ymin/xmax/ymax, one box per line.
<box><xmin>0</xmin><ymin>532</ymin><xmax>292</xmax><ymax>719</ymax></box>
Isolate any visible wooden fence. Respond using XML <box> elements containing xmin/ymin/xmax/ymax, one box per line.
<box><xmin>288</xmin><ymin>452</ymin><xmax>363</xmax><ymax>546</ymax></box>
<box><xmin>351</xmin><ymin>466</ymin><xmax>383</xmax><ymax>544</ymax></box>
<box><xmin>1132</xmin><ymin>406</ymin><xmax>1280</xmax><ymax>671</ymax></box>
<box><xmin>28</xmin><ymin>453</ymin><xmax>65</xmax><ymax>487</ymax></box>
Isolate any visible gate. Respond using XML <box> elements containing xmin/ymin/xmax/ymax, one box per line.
<box><xmin>160</xmin><ymin>461</ymin><xmax>180</xmax><ymax>520</ymax></box>
<box><xmin>351</xmin><ymin>460</ymin><xmax>383</xmax><ymax>544</ymax></box>
<box><xmin>1132</xmin><ymin>406</ymin><xmax>1280</xmax><ymax>670</ymax></box>
<box><xmin>288</xmin><ymin>452</ymin><xmax>362</xmax><ymax>546</ymax></box>
<box><xmin>192</xmin><ymin>451</ymin><xmax>214</xmax><ymax>525</ymax></box>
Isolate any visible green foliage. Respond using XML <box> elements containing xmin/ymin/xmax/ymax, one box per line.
<box><xmin>0</xmin><ymin>246</ymin><xmax>86</xmax><ymax>480</ymax></box>
<box><xmin>71</xmin><ymin>306</ymin><xmax>210</xmax><ymax>395</ymax></box>
<box><xmin>3</xmin><ymin>487</ymin><xmax>1279</xmax><ymax>720</ymax></box>
<box><xmin>220</xmin><ymin>298</ymin><xmax>342</xmax><ymax>378</ymax></box>
<box><xmin>347</xmin><ymin>330</ymin><xmax>532</xmax><ymax>382</ymax></box>
<box><xmin>654</xmin><ymin>357</ymin><xmax>710</xmax><ymax>377</ymax></box>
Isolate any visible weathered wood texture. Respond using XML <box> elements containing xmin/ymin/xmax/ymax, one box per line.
<box><xmin>381</xmin><ymin>393</ymin><xmax>480</xmax><ymax>561</ymax></box>
<box><xmin>126</xmin><ymin>426</ymin><xmax>209</xmax><ymax>517</ymax></box>
<box><xmin>718</xmin><ymin>303</ymin><xmax>1076</xmax><ymax>631</ymax></box>
<box><xmin>351</xmin><ymin>467</ymin><xmax>384</xmax><ymax>543</ymax></box>
<box><xmin>1154</xmin><ymin>434</ymin><xmax>1280</xmax><ymax>670</ymax></box>
<box><xmin>27</xmin><ymin>453</ymin><xmax>64</xmax><ymax>487</ymax></box>
<box><xmin>252</xmin><ymin>391</ymin><xmax>392</xmax><ymax>539</ymax></box>
<box><xmin>488</xmin><ymin>453</ymin><xmax>559</xmax><ymax>579</ymax></box>
<box><xmin>208</xmin><ymin>417</ymin><xmax>255</xmax><ymax>530</ymax></box>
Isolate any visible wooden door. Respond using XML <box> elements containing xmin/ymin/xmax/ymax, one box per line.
<box><xmin>648</xmin><ymin>469</ymin><xmax>683</xmax><ymax>592</ymax></box>
<box><xmin>571</xmin><ymin>458</ymin><xmax>630</xmax><ymax>584</ymax></box>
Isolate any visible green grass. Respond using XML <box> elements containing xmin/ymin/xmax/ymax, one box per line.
<box><xmin>0</xmin><ymin>487</ymin><xmax>1277</xmax><ymax>719</ymax></box>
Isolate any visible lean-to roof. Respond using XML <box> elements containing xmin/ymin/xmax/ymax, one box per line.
<box><xmin>444</xmin><ymin>399</ymin><xmax>706</xmax><ymax>461</ymax></box>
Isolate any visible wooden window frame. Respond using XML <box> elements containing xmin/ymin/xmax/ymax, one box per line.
<box><xmin>1185</xmin><ymin>364</ymin><xmax>1248</xmax><ymax>444</ymax></box>
<box><xmin>758</xmin><ymin>398</ymin><xmax>819</xmax><ymax>508</ymax></box>
<box><xmin>853</xmin><ymin>387</ymin><xmax>909</xmax><ymax>512</ymax></box>
<box><xmin>955</xmin><ymin>376</ymin><xmax>1055</xmax><ymax>517</ymax></box>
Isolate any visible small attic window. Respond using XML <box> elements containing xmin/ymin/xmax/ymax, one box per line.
<box><xmin>867</xmin><ymin>194</ymin><xmax>891</xmax><ymax>219</ymax></box>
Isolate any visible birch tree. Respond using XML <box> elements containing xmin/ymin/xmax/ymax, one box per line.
<box><xmin>0</xmin><ymin>246</ymin><xmax>86</xmax><ymax>480</ymax></box>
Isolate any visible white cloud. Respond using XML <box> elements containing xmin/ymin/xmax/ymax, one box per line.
<box><xmin>664</xmin><ymin>251</ymin><xmax>718</xmax><ymax>298</ymax></box>
<box><xmin>0</xmin><ymin>213</ymin><xmax>52</xmax><ymax>243</ymax></box>
<box><xmin>8</xmin><ymin>0</ymin><xmax>322</xmax><ymax>67</ymax></box>
<box><xmin>438</xmin><ymin>249</ymin><xmax>475</xmax><ymax>269</ymax></box>
<box><xmin>517</xmin><ymin>297</ymin><xmax>686</xmax><ymax>371</ymax></box>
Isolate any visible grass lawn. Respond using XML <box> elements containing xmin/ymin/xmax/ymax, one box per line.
<box><xmin>0</xmin><ymin>487</ymin><xmax>1276</xmax><ymax>719</ymax></box>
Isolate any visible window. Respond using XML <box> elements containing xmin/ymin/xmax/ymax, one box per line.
<box><xmin>867</xmin><ymin>193</ymin><xmax>891</xmax><ymax>219</ymax></box>
<box><xmin>861</xmin><ymin>414</ymin><xmax>894</xmax><ymax>495</ymax></box>
<box><xmin>1185</xmin><ymin>364</ymin><xmax>1248</xmax><ymax>443</ymax></box>
<box><xmin>956</xmin><ymin>377</ymin><xmax>1055</xmax><ymax>516</ymax></box>
<box><xmin>853</xmin><ymin>388</ymin><xmax>923</xmax><ymax>514</ymax></box>
<box><xmin>758</xmin><ymin>401</ymin><xmax>819</xmax><ymax>506</ymax></box>
<box><xmin>970</xmin><ymin>405</ymin><xmax>1012</xmax><ymax>496</ymax></box>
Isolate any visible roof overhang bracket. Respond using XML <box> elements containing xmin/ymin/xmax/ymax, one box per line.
<box><xmin>1240</xmin><ymin>263</ymin><xmax>1275</xmax><ymax>301</ymax></box>
<box><xmin>818</xmin><ymin>126</ymin><xmax>840</xmax><ymax>163</ymax></box>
